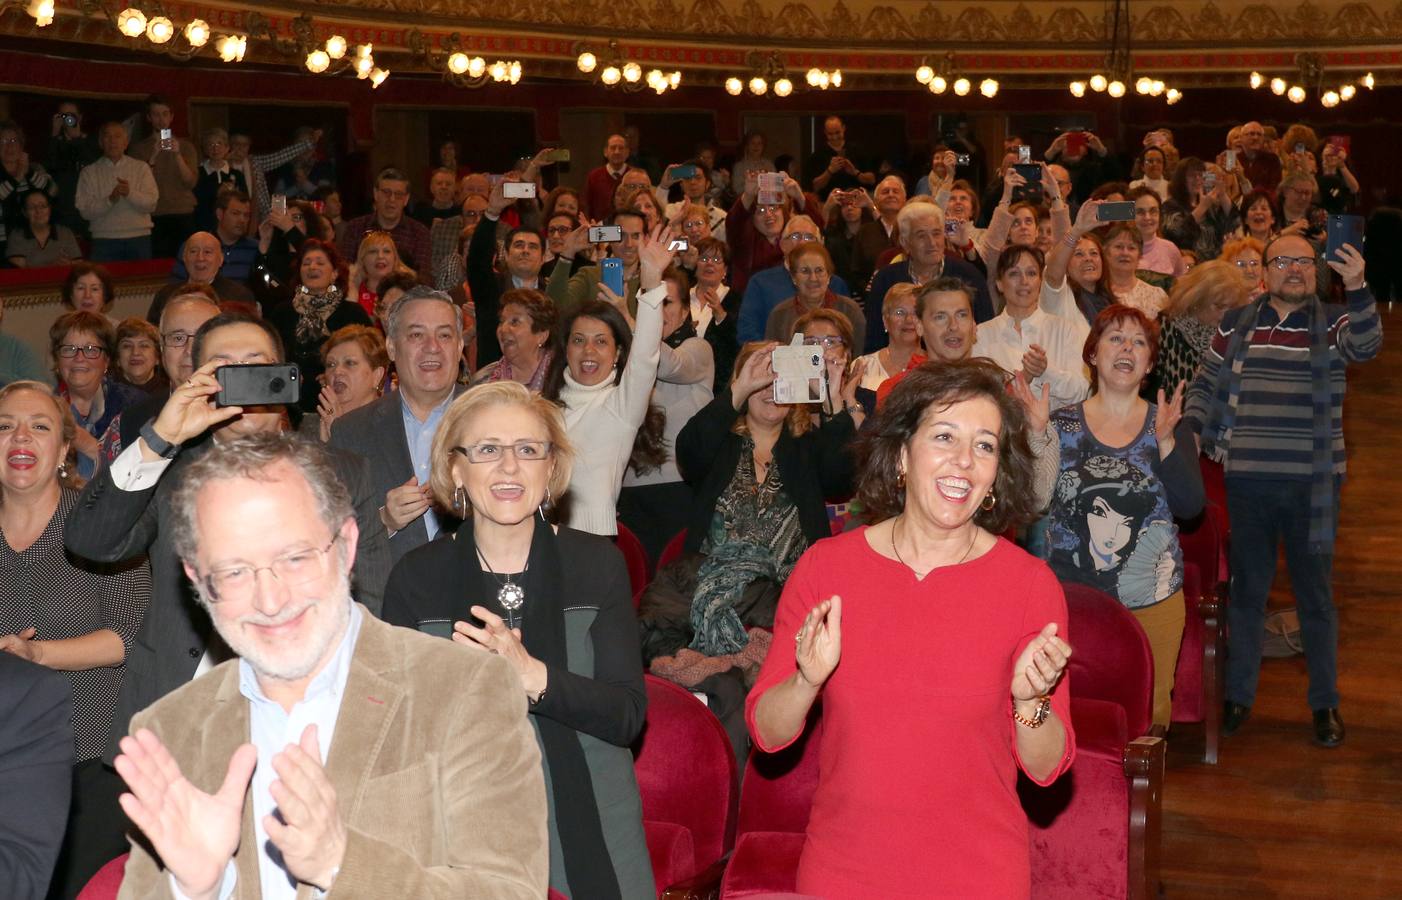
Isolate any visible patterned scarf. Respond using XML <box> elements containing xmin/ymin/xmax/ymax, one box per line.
<box><xmin>1201</xmin><ymin>294</ymin><xmax>1335</xmax><ymax>552</ymax></box>
<box><xmin>292</xmin><ymin>284</ymin><xmax>343</xmax><ymax>346</ymax></box>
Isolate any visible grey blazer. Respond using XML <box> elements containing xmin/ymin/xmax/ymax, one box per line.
<box><xmin>0</xmin><ymin>654</ymin><xmax>73</xmax><ymax>899</ymax></box>
<box><xmin>63</xmin><ymin>438</ymin><xmax>390</xmax><ymax>762</ymax></box>
<box><xmin>328</xmin><ymin>387</ymin><xmax>466</xmax><ymax>565</ymax></box>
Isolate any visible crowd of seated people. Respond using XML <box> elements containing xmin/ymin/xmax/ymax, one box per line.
<box><xmin>0</xmin><ymin>102</ymin><xmax>1387</xmax><ymax>899</ymax></box>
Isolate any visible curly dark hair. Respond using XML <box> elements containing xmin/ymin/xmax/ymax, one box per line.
<box><xmin>854</xmin><ymin>358</ymin><xmax>1038</xmax><ymax>533</ymax></box>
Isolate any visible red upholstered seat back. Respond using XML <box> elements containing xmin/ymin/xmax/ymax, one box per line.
<box><xmin>737</xmin><ymin>712</ymin><xmax>825</xmax><ymax>836</ymax></box>
<box><xmin>76</xmin><ymin>853</ymin><xmax>128</xmax><ymax>899</ymax></box>
<box><xmin>633</xmin><ymin>675</ymin><xmax>739</xmax><ymax>881</ymax></box>
<box><xmin>614</xmin><ymin>523</ymin><xmax>650</xmax><ymax>602</ymax></box>
<box><xmin>1061</xmin><ymin>582</ymin><xmax>1154</xmax><ymax>740</ymax></box>
<box><xmin>657</xmin><ymin>528</ymin><xmax>689</xmax><ymax>571</ymax></box>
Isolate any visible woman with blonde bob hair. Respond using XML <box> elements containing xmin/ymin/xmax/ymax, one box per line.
<box><xmin>1151</xmin><ymin>259</ymin><xmax>1250</xmax><ymax>396</ymax></box>
<box><xmin>349</xmin><ymin>231</ymin><xmax>416</xmax><ymax>321</ymax></box>
<box><xmin>382</xmin><ymin>381</ymin><xmax>653</xmax><ymax>900</ymax></box>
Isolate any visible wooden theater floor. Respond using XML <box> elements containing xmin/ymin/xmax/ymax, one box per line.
<box><xmin>1159</xmin><ymin>300</ymin><xmax>1402</xmax><ymax>898</ymax></box>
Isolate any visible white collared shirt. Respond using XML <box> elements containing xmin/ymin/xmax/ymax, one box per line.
<box><xmin>688</xmin><ymin>283</ymin><xmax>729</xmax><ymax>339</ymax></box>
<box><xmin>972</xmin><ymin>306</ymin><xmax>1090</xmax><ymax>413</ymax></box>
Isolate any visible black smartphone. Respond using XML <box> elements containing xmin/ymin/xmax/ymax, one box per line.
<box><xmin>416</xmin><ymin>619</ymin><xmax>455</xmax><ymax>639</ymax></box>
<box><xmin>670</xmin><ymin>164</ymin><xmax>700</xmax><ymax>180</ymax></box>
<box><xmin>214</xmin><ymin>363</ymin><xmax>300</xmax><ymax>407</ymax></box>
<box><xmin>1010</xmin><ymin>164</ymin><xmax>1043</xmax><ymax>204</ymax></box>
<box><xmin>1096</xmin><ymin>201</ymin><xmax>1136</xmax><ymax>222</ymax></box>
<box><xmin>588</xmin><ymin>224</ymin><xmax>623</xmax><ymax>243</ymax></box>
<box><xmin>1326</xmin><ymin>214</ymin><xmax>1364</xmax><ymax>262</ymax></box>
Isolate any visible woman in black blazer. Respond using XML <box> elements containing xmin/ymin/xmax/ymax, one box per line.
<box><xmin>381</xmin><ymin>381</ymin><xmax>652</xmax><ymax>900</ymax></box>
<box><xmin>669</xmin><ymin>341</ymin><xmax>859</xmax><ymax>656</ymax></box>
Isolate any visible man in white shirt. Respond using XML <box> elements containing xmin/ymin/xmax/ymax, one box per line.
<box><xmin>112</xmin><ymin>432</ymin><xmax>547</xmax><ymax>900</ymax></box>
<box><xmin>75</xmin><ymin>121</ymin><xmax>158</xmax><ymax>261</ymax></box>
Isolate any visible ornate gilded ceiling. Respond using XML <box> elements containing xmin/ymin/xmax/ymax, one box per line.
<box><xmin>5</xmin><ymin>0</ymin><xmax>1401</xmax><ymax>82</ymax></box>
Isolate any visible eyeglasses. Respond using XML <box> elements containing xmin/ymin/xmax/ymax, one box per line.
<box><xmin>782</xmin><ymin>232</ymin><xmax>817</xmax><ymax>244</ymax></box>
<box><xmin>162</xmin><ymin>330</ymin><xmax>195</xmax><ymax>348</ymax></box>
<box><xmin>546</xmin><ymin>225</ymin><xmax>573</xmax><ymax>235</ymax></box>
<box><xmin>888</xmin><ymin>307</ymin><xmax>915</xmax><ymax>319</ymax></box>
<box><xmin>1266</xmin><ymin>255</ymin><xmax>1317</xmax><ymax>270</ymax></box>
<box><xmin>757</xmin><ymin>205</ymin><xmax>784</xmax><ymax>215</ymax></box>
<box><xmin>58</xmin><ymin>344</ymin><xmax>105</xmax><ymax>359</ymax></box>
<box><xmin>683</xmin><ymin>219</ymin><xmax>707</xmax><ymax>229</ymax></box>
<box><xmin>461</xmin><ymin>210</ymin><xmax>483</xmax><ymax>221</ymax></box>
<box><xmin>1234</xmin><ymin>259</ymin><xmax>1262</xmax><ymax>270</ymax></box>
<box><xmin>698</xmin><ymin>255</ymin><xmax>725</xmax><ymax>264</ymax></box>
<box><xmin>793</xmin><ymin>266</ymin><xmax>828</xmax><ymax>277</ymax></box>
<box><xmin>451</xmin><ymin>441</ymin><xmax>552</xmax><ymax>464</ymax></box>
<box><xmin>201</xmin><ymin>535</ymin><xmax>340</xmax><ymax>604</ymax></box>
<box><xmin>377</xmin><ymin>188</ymin><xmax>409</xmax><ymax>200</ymax></box>
<box><xmin>803</xmin><ymin>335</ymin><xmax>846</xmax><ymax>348</ymax></box>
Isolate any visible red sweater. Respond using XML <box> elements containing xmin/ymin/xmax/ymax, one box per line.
<box><xmin>746</xmin><ymin>529</ymin><xmax>1075</xmax><ymax>899</ymax></box>
<box><xmin>725</xmin><ymin>193</ymin><xmax>825</xmax><ymax>297</ymax></box>
<box><xmin>584</xmin><ymin>165</ymin><xmax>626</xmax><ymax>221</ymax></box>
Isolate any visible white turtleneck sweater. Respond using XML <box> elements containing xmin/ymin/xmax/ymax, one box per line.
<box><xmin>559</xmin><ymin>282</ymin><xmax>666</xmax><ymax>535</ymax></box>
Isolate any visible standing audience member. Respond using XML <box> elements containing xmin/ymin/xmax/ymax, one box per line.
<box><xmin>50</xmin><ymin>311</ymin><xmax>144</xmax><ymax>478</ymax></box>
<box><xmin>228</xmin><ymin>128</ymin><xmax>319</xmax><ymax>227</ymax></box>
<box><xmin>1162</xmin><ymin>158</ymin><xmax>1239</xmax><ymax>263</ymax></box>
<box><xmin>1128</xmin><ymin>146</ymin><xmax>1170</xmax><ymax>201</ymax></box>
<box><xmin>1097</xmin><ymin>225</ymin><xmax>1170</xmax><ymax>318</ymax></box>
<box><xmin>171</xmin><ymin>190</ymin><xmax>258</xmax><ymax>284</ymax></box>
<box><xmin>805</xmin><ymin>116</ymin><xmax>874</xmax><ymax>199</ymax></box>
<box><xmin>1316</xmin><ymin>140</ymin><xmax>1359</xmax><ymax>213</ymax></box>
<box><xmin>192</xmin><ymin>127</ymin><xmax>247</xmax><ymax>233</ymax></box>
<box><xmin>726</xmin><ymin>171</ymin><xmax>823</xmax><ymax>298</ymax></box>
<box><xmin>730</xmin><ymin>131</ymin><xmax>773</xmax><ymax>196</ymax></box>
<box><xmin>412</xmin><ymin>167</ymin><xmax>460</xmax><ymax>226</ymax></box>
<box><xmin>76</xmin><ymin>122</ymin><xmax>158</xmax><ymax>262</ymax></box>
<box><xmin>747</xmin><ymin>359</ymin><xmax>1073</xmax><ymax>897</ymax></box>
<box><xmin>0</xmin><ymin>120</ymin><xmax>60</xmax><ymax>245</ymax></box>
<box><xmin>585</xmin><ymin>134</ymin><xmax>632</xmax><ymax>221</ymax></box>
<box><xmin>467</xmin><ymin>179</ymin><xmax>547</xmax><ymax>368</ymax></box>
<box><xmin>268</xmin><ymin>239</ymin><xmax>372</xmax><ymax>414</ymax></box>
<box><xmin>736</xmin><ymin>215</ymin><xmax>852</xmax><ymax>343</ymax></box>
<box><xmin>1047</xmin><ymin>306</ymin><xmax>1204</xmax><ymax>728</ymax></box>
<box><xmin>1127</xmin><ymin>186</ymin><xmax>1185</xmax><ymax>278</ymax></box>
<box><xmin>347</xmin><ymin>230</ymin><xmax>415</xmax><ymax>321</ymax></box>
<box><xmin>5</xmin><ymin>191</ymin><xmax>81</xmax><ymax>268</ymax></box>
<box><xmin>1186</xmin><ymin>237</ymin><xmax>1378</xmax><ymax>748</ymax></box>
<box><xmin>330</xmin><ymin>287</ymin><xmax>466</xmax><ymax>563</ymax></box>
<box><xmin>129</xmin><ymin>95</ymin><xmax>200</xmax><ymax>258</ymax></box>
<box><xmin>384</xmin><ymin>384</ymin><xmax>651</xmax><ymax>898</ymax></box>
<box><xmin>1152</xmin><ymin>259</ymin><xmax>1250</xmax><ymax>398</ymax></box>
<box><xmin>1236</xmin><ymin>121</ymin><xmax>1283</xmax><ymax>191</ymax></box>
<box><xmin>146</xmin><ymin>230</ymin><xmax>256</xmax><ymax>323</ymax></box>
<box><xmin>45</xmin><ymin>101</ymin><xmax>101</xmax><ymax>237</ymax></box>
<box><xmin>113</xmin><ymin>317</ymin><xmax>169</xmax><ymax>396</ymax></box>
<box><xmin>0</xmin><ymin>382</ymin><xmax>150</xmax><ymax>899</ymax></box>
<box><xmin>541</xmin><ymin>229</ymin><xmax>675</xmax><ymax>536</ymax></box>
<box><xmin>822</xmin><ymin>187</ymin><xmax>887</xmax><ymax>300</ymax></box>
<box><xmin>113</xmin><ymin>432</ymin><xmax>549</xmax><ymax>900</ymax></box>
<box><xmin>471</xmin><ymin>288</ymin><xmax>555</xmax><ymax>392</ymax></box>
<box><xmin>620</xmin><ymin>265</ymin><xmax>715</xmax><ymax>561</ymax></box>
<box><xmin>0</xmin><ymin>653</ymin><xmax>73</xmax><ymax>900</ymax></box>
<box><xmin>690</xmin><ymin>238</ymin><xmax>739</xmax><ymax>389</ymax></box>
<box><xmin>306</xmin><ymin>324</ymin><xmax>388</xmax><ymax>443</ymax></box>
<box><xmin>337</xmin><ymin>167</ymin><xmax>433</xmax><ymax>273</ymax></box>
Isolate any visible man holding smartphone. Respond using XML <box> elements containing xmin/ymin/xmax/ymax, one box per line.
<box><xmin>805</xmin><ymin>116</ymin><xmax>875</xmax><ymax>199</ymax></box>
<box><xmin>129</xmin><ymin>94</ymin><xmax>200</xmax><ymax>258</ymax></box>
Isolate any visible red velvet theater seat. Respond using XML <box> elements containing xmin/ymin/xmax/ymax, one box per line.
<box><xmin>1023</xmin><ymin>582</ymin><xmax>1165</xmax><ymax>900</ymax></box>
<box><xmin>633</xmin><ymin>674</ymin><xmax>738</xmax><ymax>898</ymax></box>
<box><xmin>1173</xmin><ymin>501</ymin><xmax>1229</xmax><ymax>763</ymax></box>
<box><xmin>76</xmin><ymin>853</ymin><xmax>128</xmax><ymax>899</ymax></box>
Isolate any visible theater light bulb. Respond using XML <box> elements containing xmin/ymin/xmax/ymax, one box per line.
<box><xmin>953</xmin><ymin>77</ymin><xmax>970</xmax><ymax>96</ymax></box>
<box><xmin>467</xmin><ymin>57</ymin><xmax>486</xmax><ymax>78</ymax></box>
<box><xmin>916</xmin><ymin>65</ymin><xmax>934</xmax><ymax>85</ymax></box>
<box><xmin>1287</xmin><ymin>85</ymin><xmax>1306</xmax><ymax>103</ymax></box>
<box><xmin>1107</xmin><ymin>80</ymin><xmax>1125</xmax><ymax>98</ymax></box>
<box><xmin>831</xmin><ymin>71</ymin><xmax>841</xmax><ymax>88</ymax></box>
<box><xmin>509</xmin><ymin>61</ymin><xmax>522</xmax><ymax>84</ymax></box>
<box><xmin>1135</xmin><ymin>76</ymin><xmax>1152</xmax><ymax>95</ymax></box>
<box><xmin>1069</xmin><ymin>81</ymin><xmax>1086</xmax><ymax>97</ymax></box>
<box><xmin>622</xmin><ymin>62</ymin><xmax>642</xmax><ymax>83</ymax></box>
<box><xmin>1166</xmin><ymin>88</ymin><xmax>1182</xmax><ymax>105</ymax></box>
<box><xmin>489</xmin><ymin>60</ymin><xmax>508</xmax><ymax>82</ymax></box>
<box><xmin>1150</xmin><ymin>80</ymin><xmax>1165</xmax><ymax>96</ymax></box>
<box><xmin>1340</xmin><ymin>84</ymin><xmax>1356</xmax><ymax>101</ymax></box>
<box><xmin>1249</xmin><ymin>71</ymin><xmax>1263</xmax><ymax>89</ymax></box>
<box><xmin>1362</xmin><ymin>72</ymin><xmax>1375</xmax><ymax>89</ymax></box>
<box><xmin>669</xmin><ymin>72</ymin><xmax>681</xmax><ymax>89</ymax></box>
<box><xmin>980</xmin><ymin>78</ymin><xmax>998</xmax><ymax>98</ymax></box>
<box><xmin>448</xmin><ymin>52</ymin><xmax>469</xmax><ymax>75</ymax></box>
<box><xmin>28</xmin><ymin>0</ymin><xmax>54</xmax><ymax>26</ymax></box>
<box><xmin>749</xmin><ymin>76</ymin><xmax>768</xmax><ymax>95</ymax></box>
<box><xmin>184</xmin><ymin>20</ymin><xmax>209</xmax><ymax>46</ymax></box>
<box><xmin>325</xmin><ymin>36</ymin><xmax>346</xmax><ymax>59</ymax></box>
<box><xmin>355</xmin><ymin>55</ymin><xmax>374</xmax><ymax>78</ymax></box>
<box><xmin>1321</xmin><ymin>91</ymin><xmax>1340</xmax><ymax>108</ymax></box>
<box><xmin>370</xmin><ymin>68</ymin><xmax>389</xmax><ymax>89</ymax></box>
<box><xmin>305</xmin><ymin>49</ymin><xmax>330</xmax><ymax>73</ymax></box>
<box><xmin>774</xmin><ymin>78</ymin><xmax>793</xmax><ymax>97</ymax></box>
<box><xmin>600</xmin><ymin>66</ymin><xmax>621</xmax><ymax>86</ymax></box>
<box><xmin>577</xmin><ymin>52</ymin><xmax>597</xmax><ymax>73</ymax></box>
<box><xmin>725</xmin><ymin>77</ymin><xmax>743</xmax><ymax>96</ymax></box>
<box><xmin>117</xmin><ymin>7</ymin><xmax>146</xmax><ymax>37</ymax></box>
<box><xmin>930</xmin><ymin>75</ymin><xmax>947</xmax><ymax>94</ymax></box>
<box><xmin>1269</xmin><ymin>77</ymin><xmax>1286</xmax><ymax>95</ymax></box>
<box><xmin>1089</xmin><ymin>73</ymin><xmax>1107</xmax><ymax>92</ymax></box>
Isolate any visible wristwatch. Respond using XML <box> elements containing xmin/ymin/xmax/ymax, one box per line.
<box><xmin>1012</xmin><ymin>696</ymin><xmax>1052</xmax><ymax>728</ymax></box>
<box><xmin>139</xmin><ymin>421</ymin><xmax>179</xmax><ymax>459</ymax></box>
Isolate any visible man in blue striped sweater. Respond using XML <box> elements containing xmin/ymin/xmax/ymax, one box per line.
<box><xmin>1186</xmin><ymin>233</ymin><xmax>1379</xmax><ymax>748</ymax></box>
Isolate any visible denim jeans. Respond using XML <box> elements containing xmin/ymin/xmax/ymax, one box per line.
<box><xmin>1225</xmin><ymin>477</ymin><xmax>1341</xmax><ymax>711</ymax></box>
<box><xmin>89</xmin><ymin>235</ymin><xmax>153</xmax><ymax>262</ymax></box>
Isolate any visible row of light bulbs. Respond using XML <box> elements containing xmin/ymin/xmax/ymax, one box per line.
<box><xmin>448</xmin><ymin>53</ymin><xmax>523</xmax><ymax>84</ymax></box>
<box><xmin>1249</xmin><ymin>70</ymin><xmax>1373</xmax><ymax>107</ymax></box>
<box><xmin>304</xmin><ymin>38</ymin><xmax>388</xmax><ymax>87</ymax></box>
<box><xmin>726</xmin><ymin>68</ymin><xmax>842</xmax><ymax>97</ymax></box>
<box><xmin>915</xmin><ymin>66</ymin><xmax>999</xmax><ymax>97</ymax></box>
<box><xmin>575</xmin><ymin>54</ymin><xmax>681</xmax><ymax>94</ymax></box>
<box><xmin>1068</xmin><ymin>74</ymin><xmax>1182</xmax><ymax>104</ymax></box>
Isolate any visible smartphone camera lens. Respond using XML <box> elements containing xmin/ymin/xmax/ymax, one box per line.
<box><xmin>269</xmin><ymin>377</ymin><xmax>286</xmax><ymax>393</ymax></box>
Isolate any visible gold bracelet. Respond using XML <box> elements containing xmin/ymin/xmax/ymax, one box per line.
<box><xmin>1012</xmin><ymin>696</ymin><xmax>1051</xmax><ymax>728</ymax></box>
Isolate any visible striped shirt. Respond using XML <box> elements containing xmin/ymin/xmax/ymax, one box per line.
<box><xmin>1184</xmin><ymin>287</ymin><xmax>1381</xmax><ymax>480</ymax></box>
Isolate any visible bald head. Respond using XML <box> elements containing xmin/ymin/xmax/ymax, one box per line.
<box><xmin>183</xmin><ymin>232</ymin><xmax>225</xmax><ymax>283</ymax></box>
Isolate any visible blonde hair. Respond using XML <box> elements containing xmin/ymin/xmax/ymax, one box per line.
<box><xmin>428</xmin><ymin>382</ymin><xmax>574</xmax><ymax>513</ymax></box>
<box><xmin>351</xmin><ymin>232</ymin><xmax>414</xmax><ymax>294</ymax></box>
<box><xmin>1166</xmin><ymin>258</ymin><xmax>1250</xmax><ymax>318</ymax></box>
<box><xmin>881</xmin><ymin>282</ymin><xmax>918</xmax><ymax>317</ymax></box>
<box><xmin>0</xmin><ymin>381</ymin><xmax>82</xmax><ymax>493</ymax></box>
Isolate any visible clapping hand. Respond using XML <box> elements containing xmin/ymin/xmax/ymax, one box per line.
<box><xmin>382</xmin><ymin>476</ymin><xmax>431</xmax><ymax>532</ymax></box>
<box><xmin>1154</xmin><ymin>383</ymin><xmax>1185</xmax><ymax>459</ymax></box>
<box><xmin>795</xmin><ymin>596</ymin><xmax>842</xmax><ymax>689</ymax></box>
<box><xmin>1326</xmin><ymin>242</ymin><xmax>1367</xmax><ymax>291</ymax></box>
<box><xmin>1009</xmin><ymin>370</ymin><xmax>1051</xmax><ymax>435</ymax></box>
<box><xmin>264</xmin><ymin>725</ymin><xmax>346</xmax><ymax>891</ymax></box>
<box><xmin>455</xmin><ymin>606</ymin><xmax>548</xmax><ymax>698</ymax></box>
<box><xmin>1010</xmin><ymin>623</ymin><xmax>1071</xmax><ymax>702</ymax></box>
<box><xmin>0</xmin><ymin>627</ymin><xmax>40</xmax><ymax>663</ymax></box>
<box><xmin>1020</xmin><ymin>343</ymin><xmax>1049</xmax><ymax>379</ymax></box>
<box><xmin>115</xmin><ymin>729</ymin><xmax>257</xmax><ymax>900</ymax></box>
<box><xmin>316</xmin><ymin>383</ymin><xmax>342</xmax><ymax>443</ymax></box>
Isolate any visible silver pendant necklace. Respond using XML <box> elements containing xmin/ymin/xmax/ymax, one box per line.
<box><xmin>476</xmin><ymin>547</ymin><xmax>527</xmax><ymax>629</ymax></box>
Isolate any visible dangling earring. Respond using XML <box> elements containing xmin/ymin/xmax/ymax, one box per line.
<box><xmin>453</xmin><ymin>485</ymin><xmax>467</xmax><ymax>515</ymax></box>
<box><xmin>981</xmin><ymin>490</ymin><xmax>997</xmax><ymax>511</ymax></box>
<box><xmin>897</xmin><ymin>469</ymin><xmax>906</xmax><ymax>490</ymax></box>
<box><xmin>538</xmin><ymin>484</ymin><xmax>552</xmax><ymax>522</ymax></box>
<box><xmin>57</xmin><ymin>461</ymin><xmax>69</xmax><ymax>480</ymax></box>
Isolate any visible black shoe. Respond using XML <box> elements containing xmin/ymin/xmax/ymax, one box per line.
<box><xmin>1312</xmin><ymin>708</ymin><xmax>1345</xmax><ymax>748</ymax></box>
<box><xmin>1223</xmin><ymin>701</ymin><xmax>1252</xmax><ymax>736</ymax></box>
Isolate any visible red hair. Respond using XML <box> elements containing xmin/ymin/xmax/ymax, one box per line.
<box><xmin>1082</xmin><ymin>304</ymin><xmax>1161</xmax><ymax>394</ymax></box>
